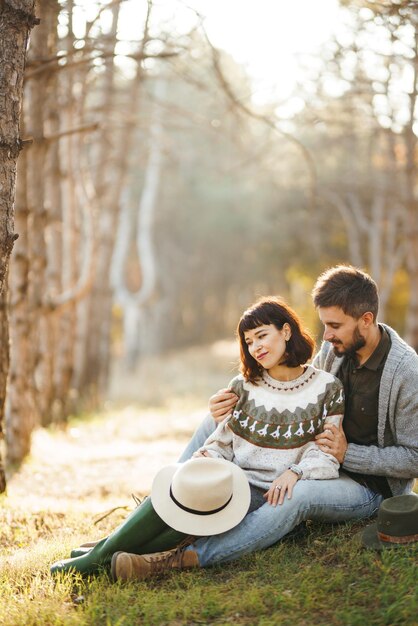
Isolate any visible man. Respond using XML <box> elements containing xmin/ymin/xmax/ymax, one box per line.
<box><xmin>112</xmin><ymin>266</ymin><xmax>418</xmax><ymax>579</ymax></box>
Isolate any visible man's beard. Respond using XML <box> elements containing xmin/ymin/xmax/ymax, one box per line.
<box><xmin>332</xmin><ymin>326</ymin><xmax>366</xmax><ymax>358</ymax></box>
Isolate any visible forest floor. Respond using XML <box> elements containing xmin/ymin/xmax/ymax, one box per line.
<box><xmin>0</xmin><ymin>342</ymin><xmax>417</xmax><ymax>626</ymax></box>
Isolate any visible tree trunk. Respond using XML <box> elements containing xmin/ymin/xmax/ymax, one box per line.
<box><xmin>25</xmin><ymin>0</ymin><xmax>58</xmax><ymax>433</ymax></box>
<box><xmin>6</xmin><ymin>147</ymin><xmax>36</xmax><ymax>464</ymax></box>
<box><xmin>53</xmin><ymin>0</ymin><xmax>77</xmax><ymax>420</ymax></box>
<box><xmin>0</xmin><ymin>0</ymin><xmax>37</xmax><ymax>469</ymax></box>
<box><xmin>75</xmin><ymin>1</ymin><xmax>129</xmax><ymax>400</ymax></box>
<box><xmin>0</xmin><ymin>274</ymin><xmax>9</xmax><ymax>491</ymax></box>
<box><xmin>111</xmin><ymin>80</ymin><xmax>165</xmax><ymax>368</ymax></box>
<box><xmin>0</xmin><ymin>0</ymin><xmax>36</xmax><ymax>291</ymax></box>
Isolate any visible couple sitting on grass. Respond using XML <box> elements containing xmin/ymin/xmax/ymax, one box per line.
<box><xmin>51</xmin><ymin>265</ymin><xmax>418</xmax><ymax>581</ymax></box>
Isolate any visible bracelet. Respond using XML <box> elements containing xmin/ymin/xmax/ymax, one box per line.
<box><xmin>289</xmin><ymin>464</ymin><xmax>303</xmax><ymax>479</ymax></box>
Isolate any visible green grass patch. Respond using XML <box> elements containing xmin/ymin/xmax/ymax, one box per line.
<box><xmin>1</xmin><ymin>510</ymin><xmax>416</xmax><ymax>626</ymax></box>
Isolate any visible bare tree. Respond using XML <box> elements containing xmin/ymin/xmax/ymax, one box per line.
<box><xmin>0</xmin><ymin>0</ymin><xmax>37</xmax><ymax>476</ymax></box>
<box><xmin>111</xmin><ymin>79</ymin><xmax>165</xmax><ymax>368</ymax></box>
<box><xmin>0</xmin><ymin>0</ymin><xmax>36</xmax><ymax>291</ymax></box>
<box><xmin>0</xmin><ymin>277</ymin><xmax>9</xmax><ymax>490</ymax></box>
<box><xmin>78</xmin><ymin>0</ymin><xmax>155</xmax><ymax>397</ymax></box>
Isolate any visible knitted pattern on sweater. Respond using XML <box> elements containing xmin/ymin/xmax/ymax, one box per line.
<box><xmin>197</xmin><ymin>365</ymin><xmax>344</xmax><ymax>490</ymax></box>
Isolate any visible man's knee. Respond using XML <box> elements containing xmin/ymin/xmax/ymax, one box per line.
<box><xmin>275</xmin><ymin>480</ymin><xmax>327</xmax><ymax>515</ymax></box>
<box><xmin>253</xmin><ymin>484</ymin><xmax>312</xmax><ymax>521</ymax></box>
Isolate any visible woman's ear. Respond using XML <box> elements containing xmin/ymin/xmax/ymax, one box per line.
<box><xmin>283</xmin><ymin>323</ymin><xmax>291</xmax><ymax>341</ymax></box>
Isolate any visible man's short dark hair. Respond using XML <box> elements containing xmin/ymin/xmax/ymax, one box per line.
<box><xmin>312</xmin><ymin>265</ymin><xmax>379</xmax><ymax>321</ymax></box>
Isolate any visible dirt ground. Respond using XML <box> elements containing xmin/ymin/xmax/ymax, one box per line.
<box><xmin>6</xmin><ymin>407</ymin><xmax>205</xmax><ymax>515</ymax></box>
<box><xmin>5</xmin><ymin>341</ymin><xmax>238</xmax><ymax>516</ymax></box>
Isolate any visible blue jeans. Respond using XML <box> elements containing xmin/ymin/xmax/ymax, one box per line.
<box><xmin>191</xmin><ymin>474</ymin><xmax>382</xmax><ymax>566</ymax></box>
<box><xmin>179</xmin><ymin>415</ymin><xmax>383</xmax><ymax>567</ymax></box>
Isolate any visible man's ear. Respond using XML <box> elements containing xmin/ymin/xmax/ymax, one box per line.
<box><xmin>361</xmin><ymin>311</ymin><xmax>375</xmax><ymax>328</ymax></box>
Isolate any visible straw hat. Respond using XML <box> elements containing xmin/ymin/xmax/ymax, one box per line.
<box><xmin>361</xmin><ymin>494</ymin><xmax>418</xmax><ymax>550</ymax></box>
<box><xmin>151</xmin><ymin>457</ymin><xmax>251</xmax><ymax>536</ymax></box>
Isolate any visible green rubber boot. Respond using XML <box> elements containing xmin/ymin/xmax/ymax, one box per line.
<box><xmin>70</xmin><ymin>541</ymin><xmax>100</xmax><ymax>558</ymax></box>
<box><xmin>50</xmin><ymin>497</ymin><xmax>188</xmax><ymax>576</ymax></box>
<box><xmin>70</xmin><ymin>529</ymin><xmax>187</xmax><ymax>559</ymax></box>
<box><xmin>70</xmin><ymin>540</ymin><xmax>102</xmax><ymax>558</ymax></box>
<box><xmin>69</xmin><ymin>495</ymin><xmax>147</xmax><ymax>558</ymax></box>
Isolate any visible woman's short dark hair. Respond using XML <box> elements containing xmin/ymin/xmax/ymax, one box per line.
<box><xmin>237</xmin><ymin>296</ymin><xmax>315</xmax><ymax>384</ymax></box>
<box><xmin>312</xmin><ymin>265</ymin><xmax>379</xmax><ymax>321</ymax></box>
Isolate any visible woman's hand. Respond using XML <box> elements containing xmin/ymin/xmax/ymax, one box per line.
<box><xmin>264</xmin><ymin>470</ymin><xmax>300</xmax><ymax>506</ymax></box>
<box><xmin>209</xmin><ymin>388</ymin><xmax>238</xmax><ymax>423</ymax></box>
<box><xmin>193</xmin><ymin>450</ymin><xmax>210</xmax><ymax>458</ymax></box>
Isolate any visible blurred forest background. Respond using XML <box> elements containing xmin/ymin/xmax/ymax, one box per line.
<box><xmin>0</xmin><ymin>0</ymin><xmax>417</xmax><ymax>489</ymax></box>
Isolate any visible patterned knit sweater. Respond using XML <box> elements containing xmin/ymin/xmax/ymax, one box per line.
<box><xmin>196</xmin><ymin>365</ymin><xmax>345</xmax><ymax>490</ymax></box>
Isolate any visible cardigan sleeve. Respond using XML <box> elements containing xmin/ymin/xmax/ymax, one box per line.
<box><xmin>342</xmin><ymin>354</ymin><xmax>418</xmax><ymax>479</ymax></box>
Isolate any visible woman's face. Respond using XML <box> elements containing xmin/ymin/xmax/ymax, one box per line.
<box><xmin>243</xmin><ymin>323</ymin><xmax>289</xmax><ymax>371</ymax></box>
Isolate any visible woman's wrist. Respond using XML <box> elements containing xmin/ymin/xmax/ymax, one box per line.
<box><xmin>288</xmin><ymin>464</ymin><xmax>303</xmax><ymax>480</ymax></box>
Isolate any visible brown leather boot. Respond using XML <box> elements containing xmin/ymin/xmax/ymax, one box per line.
<box><xmin>111</xmin><ymin>543</ymin><xmax>199</xmax><ymax>582</ymax></box>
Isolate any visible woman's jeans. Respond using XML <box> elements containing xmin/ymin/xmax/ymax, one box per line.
<box><xmin>179</xmin><ymin>414</ymin><xmax>383</xmax><ymax>567</ymax></box>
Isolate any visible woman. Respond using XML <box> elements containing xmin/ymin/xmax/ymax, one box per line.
<box><xmin>51</xmin><ymin>296</ymin><xmax>344</xmax><ymax>579</ymax></box>
<box><xmin>193</xmin><ymin>296</ymin><xmax>344</xmax><ymax>508</ymax></box>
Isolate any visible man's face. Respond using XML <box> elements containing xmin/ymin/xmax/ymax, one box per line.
<box><xmin>317</xmin><ymin>306</ymin><xmax>366</xmax><ymax>357</ymax></box>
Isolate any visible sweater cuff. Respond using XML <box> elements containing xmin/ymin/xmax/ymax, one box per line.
<box><xmin>342</xmin><ymin>443</ymin><xmax>367</xmax><ymax>472</ymax></box>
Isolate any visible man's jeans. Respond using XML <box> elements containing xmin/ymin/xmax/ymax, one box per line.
<box><xmin>179</xmin><ymin>414</ymin><xmax>383</xmax><ymax>567</ymax></box>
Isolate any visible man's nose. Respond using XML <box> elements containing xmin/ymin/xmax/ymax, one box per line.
<box><xmin>323</xmin><ymin>329</ymin><xmax>333</xmax><ymax>342</ymax></box>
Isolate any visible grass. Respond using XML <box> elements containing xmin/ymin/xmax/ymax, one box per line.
<box><xmin>1</xmin><ymin>512</ymin><xmax>416</xmax><ymax>626</ymax></box>
<box><xmin>1</xmin><ymin>343</ymin><xmax>417</xmax><ymax>625</ymax></box>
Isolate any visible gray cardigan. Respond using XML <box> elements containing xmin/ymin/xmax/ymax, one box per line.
<box><xmin>313</xmin><ymin>324</ymin><xmax>418</xmax><ymax>496</ymax></box>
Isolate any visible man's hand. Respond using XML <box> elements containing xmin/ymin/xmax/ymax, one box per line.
<box><xmin>264</xmin><ymin>470</ymin><xmax>300</xmax><ymax>506</ymax></box>
<box><xmin>209</xmin><ymin>388</ymin><xmax>238</xmax><ymax>423</ymax></box>
<box><xmin>315</xmin><ymin>422</ymin><xmax>348</xmax><ymax>463</ymax></box>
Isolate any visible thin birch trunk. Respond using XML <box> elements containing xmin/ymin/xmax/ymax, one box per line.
<box><xmin>111</xmin><ymin>80</ymin><xmax>165</xmax><ymax>368</ymax></box>
<box><xmin>42</xmin><ymin>112</ymin><xmax>62</xmax><ymax>421</ymax></box>
<box><xmin>53</xmin><ymin>0</ymin><xmax>78</xmax><ymax>419</ymax></box>
<box><xmin>76</xmin><ymin>1</ymin><xmax>138</xmax><ymax>399</ymax></box>
<box><xmin>24</xmin><ymin>0</ymin><xmax>53</xmax><ymax>435</ymax></box>
<box><xmin>35</xmin><ymin>0</ymin><xmax>62</xmax><ymax>423</ymax></box>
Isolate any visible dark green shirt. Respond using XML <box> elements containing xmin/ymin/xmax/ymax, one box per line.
<box><xmin>337</xmin><ymin>326</ymin><xmax>392</xmax><ymax>498</ymax></box>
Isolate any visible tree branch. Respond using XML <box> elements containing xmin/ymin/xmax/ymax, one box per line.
<box><xmin>203</xmin><ymin>31</ymin><xmax>318</xmax><ymax>213</ymax></box>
